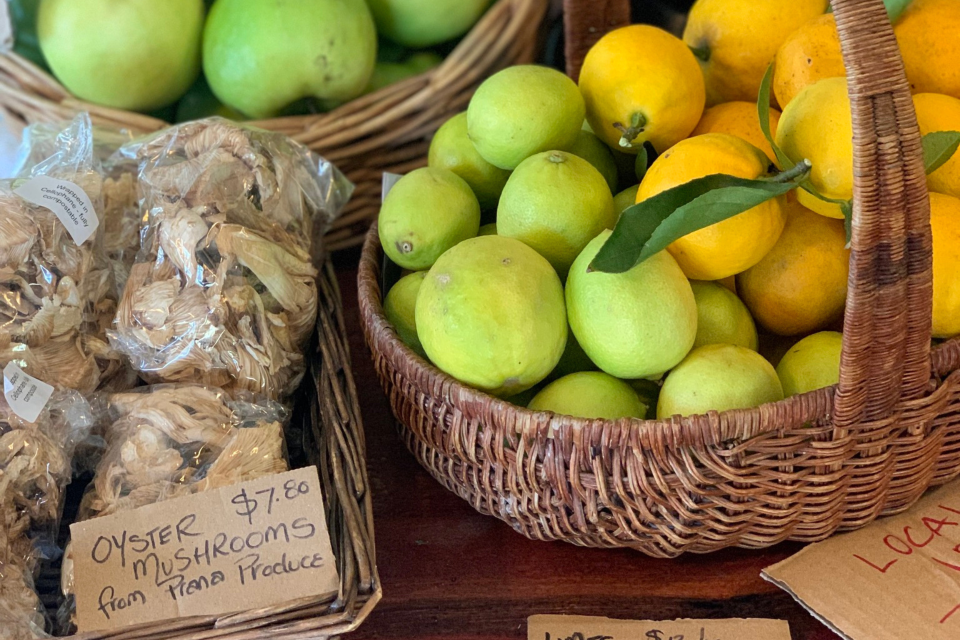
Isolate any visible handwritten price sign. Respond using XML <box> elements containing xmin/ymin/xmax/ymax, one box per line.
<box><xmin>527</xmin><ymin>615</ymin><xmax>790</xmax><ymax>640</ymax></box>
<box><xmin>70</xmin><ymin>467</ymin><xmax>339</xmax><ymax>633</ymax></box>
<box><xmin>764</xmin><ymin>480</ymin><xmax>960</xmax><ymax>639</ymax></box>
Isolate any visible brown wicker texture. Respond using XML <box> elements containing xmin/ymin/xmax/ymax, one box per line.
<box><xmin>67</xmin><ymin>261</ymin><xmax>381</xmax><ymax>640</ymax></box>
<box><xmin>0</xmin><ymin>0</ymin><xmax>546</xmax><ymax>252</ymax></box>
<box><xmin>357</xmin><ymin>0</ymin><xmax>960</xmax><ymax>557</ymax></box>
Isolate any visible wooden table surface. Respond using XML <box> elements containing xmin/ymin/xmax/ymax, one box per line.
<box><xmin>333</xmin><ymin>261</ymin><xmax>842</xmax><ymax>640</ymax></box>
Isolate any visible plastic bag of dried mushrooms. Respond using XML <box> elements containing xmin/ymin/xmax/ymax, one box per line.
<box><xmin>0</xmin><ymin>114</ymin><xmax>135</xmax><ymax>395</ymax></box>
<box><xmin>55</xmin><ymin>384</ymin><xmax>288</xmax><ymax>629</ymax></box>
<box><xmin>107</xmin><ymin>118</ymin><xmax>352</xmax><ymax>401</ymax></box>
<box><xmin>0</xmin><ymin>392</ymin><xmax>94</xmax><ymax>640</ymax></box>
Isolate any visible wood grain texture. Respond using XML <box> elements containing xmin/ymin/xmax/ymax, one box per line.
<box><xmin>331</xmin><ymin>259</ymin><xmax>841</xmax><ymax>640</ymax></box>
<box><xmin>562</xmin><ymin>0</ymin><xmax>631</xmax><ymax>80</ymax></box>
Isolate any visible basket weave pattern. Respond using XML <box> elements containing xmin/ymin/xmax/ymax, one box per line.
<box><xmin>0</xmin><ymin>0</ymin><xmax>547</xmax><ymax>252</ymax></box>
<box><xmin>358</xmin><ymin>0</ymin><xmax>960</xmax><ymax>557</ymax></box>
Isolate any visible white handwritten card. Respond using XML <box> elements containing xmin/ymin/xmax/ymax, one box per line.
<box><xmin>527</xmin><ymin>614</ymin><xmax>791</xmax><ymax>640</ymax></box>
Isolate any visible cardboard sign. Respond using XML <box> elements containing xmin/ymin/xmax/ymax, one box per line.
<box><xmin>763</xmin><ymin>480</ymin><xmax>960</xmax><ymax>639</ymax></box>
<box><xmin>527</xmin><ymin>614</ymin><xmax>791</xmax><ymax>640</ymax></box>
<box><xmin>71</xmin><ymin>467</ymin><xmax>339</xmax><ymax>632</ymax></box>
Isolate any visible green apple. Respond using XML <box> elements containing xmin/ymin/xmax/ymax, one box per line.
<box><xmin>38</xmin><ymin>0</ymin><xmax>204</xmax><ymax>112</ymax></box>
<box><xmin>203</xmin><ymin>0</ymin><xmax>377</xmax><ymax>119</ymax></box>
<box><xmin>368</xmin><ymin>0</ymin><xmax>491</xmax><ymax>48</ymax></box>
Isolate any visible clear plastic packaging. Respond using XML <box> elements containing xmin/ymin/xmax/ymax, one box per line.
<box><xmin>108</xmin><ymin>119</ymin><xmax>352</xmax><ymax>400</ymax></box>
<box><xmin>0</xmin><ymin>391</ymin><xmax>95</xmax><ymax>640</ymax></box>
<box><xmin>2</xmin><ymin>115</ymin><xmax>135</xmax><ymax>393</ymax></box>
<box><xmin>58</xmin><ymin>384</ymin><xmax>288</xmax><ymax>626</ymax></box>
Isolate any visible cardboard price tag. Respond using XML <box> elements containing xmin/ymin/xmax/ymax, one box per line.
<box><xmin>763</xmin><ymin>480</ymin><xmax>960</xmax><ymax>639</ymax></box>
<box><xmin>527</xmin><ymin>614</ymin><xmax>791</xmax><ymax>640</ymax></box>
<box><xmin>71</xmin><ymin>467</ymin><xmax>339</xmax><ymax>632</ymax></box>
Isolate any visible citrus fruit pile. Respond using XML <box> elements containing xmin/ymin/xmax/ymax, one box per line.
<box><xmin>379</xmin><ymin>0</ymin><xmax>960</xmax><ymax>422</ymax></box>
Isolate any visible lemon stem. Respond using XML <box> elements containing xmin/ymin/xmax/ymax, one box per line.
<box><xmin>772</xmin><ymin>159</ymin><xmax>813</xmax><ymax>183</ymax></box>
<box><xmin>614</xmin><ymin>112</ymin><xmax>647</xmax><ymax>149</ymax></box>
<box><xmin>689</xmin><ymin>44</ymin><xmax>711</xmax><ymax>62</ymax></box>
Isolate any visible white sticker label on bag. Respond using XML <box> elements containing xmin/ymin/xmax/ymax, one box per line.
<box><xmin>14</xmin><ymin>176</ymin><xmax>99</xmax><ymax>245</ymax></box>
<box><xmin>3</xmin><ymin>362</ymin><xmax>53</xmax><ymax>423</ymax></box>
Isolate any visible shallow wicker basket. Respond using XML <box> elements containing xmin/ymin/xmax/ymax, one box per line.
<box><xmin>58</xmin><ymin>261</ymin><xmax>381</xmax><ymax>640</ymax></box>
<box><xmin>0</xmin><ymin>0</ymin><xmax>546</xmax><ymax>252</ymax></box>
<box><xmin>358</xmin><ymin>0</ymin><xmax>960</xmax><ymax>558</ymax></box>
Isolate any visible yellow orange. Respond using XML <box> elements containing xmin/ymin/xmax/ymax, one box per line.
<box><xmin>691</xmin><ymin>101</ymin><xmax>781</xmax><ymax>162</ymax></box>
<box><xmin>637</xmin><ymin>133</ymin><xmax>786</xmax><ymax>280</ymax></box>
<box><xmin>895</xmin><ymin>0</ymin><xmax>960</xmax><ymax>99</ymax></box>
<box><xmin>773</xmin><ymin>13</ymin><xmax>845</xmax><ymax>109</ymax></box>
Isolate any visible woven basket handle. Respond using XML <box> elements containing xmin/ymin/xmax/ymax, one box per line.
<box><xmin>830</xmin><ymin>0</ymin><xmax>932</xmax><ymax>426</ymax></box>
<box><xmin>562</xmin><ymin>0</ymin><xmax>934</xmax><ymax>427</ymax></box>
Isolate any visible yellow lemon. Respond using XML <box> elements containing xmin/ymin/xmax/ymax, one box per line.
<box><xmin>737</xmin><ymin>199</ymin><xmax>849</xmax><ymax>336</ymax></box>
<box><xmin>914</xmin><ymin>93</ymin><xmax>960</xmax><ymax>198</ymax></box>
<box><xmin>776</xmin><ymin>331</ymin><xmax>842</xmax><ymax>396</ymax></box>
<box><xmin>895</xmin><ymin>0</ymin><xmax>960</xmax><ymax>99</ymax></box>
<box><xmin>691</xmin><ymin>101</ymin><xmax>781</xmax><ymax>162</ymax></box>
<box><xmin>579</xmin><ymin>25</ymin><xmax>705</xmax><ymax>154</ymax></box>
<box><xmin>773</xmin><ymin>13</ymin><xmax>845</xmax><ymax>109</ymax></box>
<box><xmin>776</xmin><ymin>76</ymin><xmax>852</xmax><ymax>219</ymax></box>
<box><xmin>683</xmin><ymin>0</ymin><xmax>829</xmax><ymax>105</ymax></box>
<box><xmin>636</xmin><ymin>133</ymin><xmax>786</xmax><ymax>280</ymax></box>
<box><xmin>931</xmin><ymin>192</ymin><xmax>960</xmax><ymax>338</ymax></box>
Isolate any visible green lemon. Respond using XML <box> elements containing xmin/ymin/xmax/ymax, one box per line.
<box><xmin>657</xmin><ymin>344</ymin><xmax>784</xmax><ymax>418</ymax></box>
<box><xmin>690</xmin><ymin>281</ymin><xmax>758</xmax><ymax>350</ymax></box>
<box><xmin>379</xmin><ymin>167</ymin><xmax>480</xmax><ymax>270</ymax></box>
<box><xmin>367</xmin><ymin>0</ymin><xmax>490</xmax><ymax>48</ymax></box>
<box><xmin>567</xmin><ymin>130</ymin><xmax>619</xmax><ymax>193</ymax></box>
<box><xmin>776</xmin><ymin>331</ymin><xmax>842</xmax><ymax>396</ymax></box>
<box><xmin>467</xmin><ymin>65</ymin><xmax>585</xmax><ymax>170</ymax></box>
<box><xmin>384</xmin><ymin>271</ymin><xmax>428</xmax><ymax>358</ymax></box>
<box><xmin>528</xmin><ymin>371</ymin><xmax>647</xmax><ymax>420</ymax></box>
<box><xmin>429</xmin><ymin>112</ymin><xmax>511</xmax><ymax>210</ymax></box>
<box><xmin>498</xmin><ymin>151</ymin><xmax>616</xmax><ymax>276</ymax></box>
<box><xmin>613</xmin><ymin>184</ymin><xmax>640</xmax><ymax>216</ymax></box>
<box><xmin>566</xmin><ymin>230</ymin><xmax>698</xmax><ymax>379</ymax></box>
<box><xmin>416</xmin><ymin>236</ymin><xmax>567</xmax><ymax>396</ymax></box>
<box><xmin>478</xmin><ymin>223</ymin><xmax>498</xmax><ymax>236</ymax></box>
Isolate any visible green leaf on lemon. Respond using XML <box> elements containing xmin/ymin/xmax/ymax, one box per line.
<box><xmin>589</xmin><ymin>162</ymin><xmax>811</xmax><ymax>274</ymax></box>
<box><xmin>883</xmin><ymin>0</ymin><xmax>912</xmax><ymax>21</ymax></box>
<box><xmin>634</xmin><ymin>144</ymin><xmax>649</xmax><ymax>182</ymax></box>
<box><xmin>757</xmin><ymin>64</ymin><xmax>795</xmax><ymax>171</ymax></box>
<box><xmin>923</xmin><ymin>131</ymin><xmax>960</xmax><ymax>175</ymax></box>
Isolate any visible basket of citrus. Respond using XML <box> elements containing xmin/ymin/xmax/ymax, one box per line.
<box><xmin>0</xmin><ymin>0</ymin><xmax>546</xmax><ymax>252</ymax></box>
<box><xmin>358</xmin><ymin>0</ymin><xmax>960</xmax><ymax>556</ymax></box>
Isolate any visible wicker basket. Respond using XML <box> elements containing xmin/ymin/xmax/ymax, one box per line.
<box><xmin>0</xmin><ymin>0</ymin><xmax>547</xmax><ymax>252</ymax></box>
<box><xmin>357</xmin><ymin>0</ymin><xmax>960</xmax><ymax>558</ymax></box>
<box><xmin>58</xmin><ymin>261</ymin><xmax>382</xmax><ymax>640</ymax></box>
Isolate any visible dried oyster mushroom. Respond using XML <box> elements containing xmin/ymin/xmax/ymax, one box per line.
<box><xmin>0</xmin><ymin>172</ymin><xmax>134</xmax><ymax>394</ymax></box>
<box><xmin>63</xmin><ymin>385</ymin><xmax>287</xmax><ymax>604</ymax></box>
<box><xmin>0</xmin><ymin>394</ymin><xmax>91</xmax><ymax>639</ymax></box>
<box><xmin>109</xmin><ymin>120</ymin><xmax>328</xmax><ymax>400</ymax></box>
<box><xmin>79</xmin><ymin>385</ymin><xmax>286</xmax><ymax>520</ymax></box>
